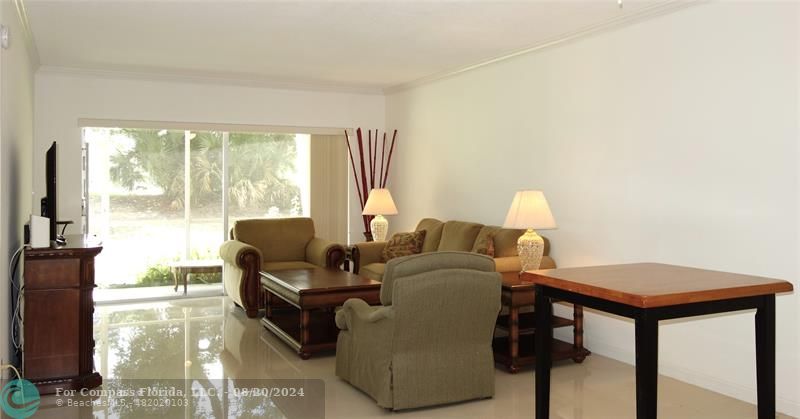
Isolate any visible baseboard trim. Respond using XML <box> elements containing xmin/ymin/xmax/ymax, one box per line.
<box><xmin>584</xmin><ymin>335</ymin><xmax>799</xmax><ymax>417</ymax></box>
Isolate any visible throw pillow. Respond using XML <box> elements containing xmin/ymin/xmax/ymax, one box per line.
<box><xmin>381</xmin><ymin>230</ymin><xmax>427</xmax><ymax>262</ymax></box>
<box><xmin>474</xmin><ymin>233</ymin><xmax>496</xmax><ymax>258</ymax></box>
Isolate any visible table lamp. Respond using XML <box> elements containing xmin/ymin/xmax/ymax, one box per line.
<box><xmin>362</xmin><ymin>188</ymin><xmax>398</xmax><ymax>242</ymax></box>
<box><xmin>503</xmin><ymin>190</ymin><xmax>557</xmax><ymax>272</ymax></box>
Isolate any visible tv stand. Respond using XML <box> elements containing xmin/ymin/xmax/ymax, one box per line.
<box><xmin>23</xmin><ymin>234</ymin><xmax>102</xmax><ymax>394</ymax></box>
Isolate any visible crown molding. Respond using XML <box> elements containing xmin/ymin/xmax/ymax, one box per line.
<box><xmin>13</xmin><ymin>0</ymin><xmax>40</xmax><ymax>68</ymax></box>
<box><xmin>383</xmin><ymin>0</ymin><xmax>702</xmax><ymax>94</ymax></box>
<box><xmin>35</xmin><ymin>65</ymin><xmax>385</xmax><ymax>96</ymax></box>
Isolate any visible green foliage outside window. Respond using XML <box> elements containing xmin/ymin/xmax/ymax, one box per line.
<box><xmin>108</xmin><ymin>129</ymin><xmax>302</xmax><ymax>214</ymax></box>
<box><xmin>109</xmin><ymin>248</ymin><xmax>223</xmax><ymax>289</ymax></box>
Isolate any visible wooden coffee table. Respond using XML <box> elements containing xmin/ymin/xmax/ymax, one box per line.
<box><xmin>260</xmin><ymin>267</ymin><xmax>381</xmax><ymax>359</ymax></box>
<box><xmin>529</xmin><ymin>263</ymin><xmax>793</xmax><ymax>419</ymax></box>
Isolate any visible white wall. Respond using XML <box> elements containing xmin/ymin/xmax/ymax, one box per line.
<box><xmin>387</xmin><ymin>2</ymin><xmax>799</xmax><ymax>416</ymax></box>
<box><xmin>0</xmin><ymin>0</ymin><xmax>35</xmax><ymax>367</ymax></box>
<box><xmin>34</xmin><ymin>71</ymin><xmax>385</xmax><ymax>244</ymax></box>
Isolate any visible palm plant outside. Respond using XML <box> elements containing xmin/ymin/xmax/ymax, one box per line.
<box><xmin>110</xmin><ymin>129</ymin><xmax>301</xmax><ymax>214</ymax></box>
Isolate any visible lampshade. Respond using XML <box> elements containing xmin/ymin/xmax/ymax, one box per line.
<box><xmin>503</xmin><ymin>190</ymin><xmax>557</xmax><ymax>230</ymax></box>
<box><xmin>362</xmin><ymin>188</ymin><xmax>398</xmax><ymax>215</ymax></box>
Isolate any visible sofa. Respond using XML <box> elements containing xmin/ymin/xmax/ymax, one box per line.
<box><xmin>219</xmin><ymin>217</ymin><xmax>345</xmax><ymax>317</ymax></box>
<box><xmin>351</xmin><ymin>218</ymin><xmax>555</xmax><ymax>281</ymax></box>
<box><xmin>335</xmin><ymin>252</ymin><xmax>501</xmax><ymax>410</ymax></box>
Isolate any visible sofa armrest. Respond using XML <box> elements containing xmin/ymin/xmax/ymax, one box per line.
<box><xmin>493</xmin><ymin>256</ymin><xmax>521</xmax><ymax>273</ymax></box>
<box><xmin>335</xmin><ymin>298</ymin><xmax>394</xmax><ymax>331</ymax></box>
<box><xmin>219</xmin><ymin>240</ymin><xmax>263</xmax><ymax>317</ymax></box>
<box><xmin>220</xmin><ymin>240</ymin><xmax>262</xmax><ymax>267</ymax></box>
<box><xmin>493</xmin><ymin>255</ymin><xmax>556</xmax><ymax>272</ymax></box>
<box><xmin>306</xmin><ymin>237</ymin><xmax>346</xmax><ymax>268</ymax></box>
<box><xmin>350</xmin><ymin>241</ymin><xmax>387</xmax><ymax>274</ymax></box>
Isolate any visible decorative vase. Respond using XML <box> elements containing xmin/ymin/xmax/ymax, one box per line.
<box><xmin>369</xmin><ymin>214</ymin><xmax>389</xmax><ymax>242</ymax></box>
<box><xmin>517</xmin><ymin>229</ymin><xmax>545</xmax><ymax>272</ymax></box>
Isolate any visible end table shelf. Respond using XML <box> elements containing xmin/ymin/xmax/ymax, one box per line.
<box><xmin>494</xmin><ymin>337</ymin><xmax>583</xmax><ymax>364</ymax></box>
<box><xmin>496</xmin><ymin>312</ymin><xmax>574</xmax><ymax>334</ymax></box>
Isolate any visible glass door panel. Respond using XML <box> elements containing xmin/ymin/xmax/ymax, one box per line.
<box><xmin>187</xmin><ymin>131</ymin><xmax>224</xmax><ymax>286</ymax></box>
<box><xmin>226</xmin><ymin>132</ymin><xmax>309</xmax><ymax>225</ymax></box>
<box><xmin>86</xmin><ymin>128</ymin><xmax>186</xmax><ymax>290</ymax></box>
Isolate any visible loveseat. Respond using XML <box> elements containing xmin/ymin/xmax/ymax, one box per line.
<box><xmin>219</xmin><ymin>218</ymin><xmax>345</xmax><ymax>317</ymax></box>
<box><xmin>351</xmin><ymin>218</ymin><xmax>555</xmax><ymax>281</ymax></box>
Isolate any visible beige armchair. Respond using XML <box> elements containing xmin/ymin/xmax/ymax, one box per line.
<box><xmin>335</xmin><ymin>252</ymin><xmax>501</xmax><ymax>410</ymax></box>
<box><xmin>219</xmin><ymin>218</ymin><xmax>345</xmax><ymax>318</ymax></box>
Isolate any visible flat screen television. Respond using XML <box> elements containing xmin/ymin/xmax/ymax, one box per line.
<box><xmin>44</xmin><ymin>141</ymin><xmax>59</xmax><ymax>244</ymax></box>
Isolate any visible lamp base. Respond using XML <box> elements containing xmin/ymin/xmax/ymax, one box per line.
<box><xmin>517</xmin><ymin>229</ymin><xmax>544</xmax><ymax>272</ymax></box>
<box><xmin>370</xmin><ymin>215</ymin><xmax>389</xmax><ymax>242</ymax></box>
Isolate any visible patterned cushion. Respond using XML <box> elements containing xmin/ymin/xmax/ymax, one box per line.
<box><xmin>471</xmin><ymin>225</ymin><xmax>499</xmax><ymax>255</ymax></box>
<box><xmin>474</xmin><ymin>234</ymin><xmax>496</xmax><ymax>257</ymax></box>
<box><xmin>381</xmin><ymin>230</ymin><xmax>427</xmax><ymax>262</ymax></box>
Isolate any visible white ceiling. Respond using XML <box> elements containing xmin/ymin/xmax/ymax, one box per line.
<box><xmin>24</xmin><ymin>0</ymin><xmax>680</xmax><ymax>92</ymax></box>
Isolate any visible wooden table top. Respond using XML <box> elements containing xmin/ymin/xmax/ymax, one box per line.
<box><xmin>260</xmin><ymin>268</ymin><xmax>381</xmax><ymax>295</ymax></box>
<box><xmin>524</xmin><ymin>263</ymin><xmax>793</xmax><ymax>308</ymax></box>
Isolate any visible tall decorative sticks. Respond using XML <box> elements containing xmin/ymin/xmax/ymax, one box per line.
<box><xmin>345</xmin><ymin>128</ymin><xmax>398</xmax><ymax>240</ymax></box>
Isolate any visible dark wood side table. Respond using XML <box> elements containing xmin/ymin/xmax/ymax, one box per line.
<box><xmin>493</xmin><ymin>272</ymin><xmax>590</xmax><ymax>373</ymax></box>
<box><xmin>23</xmin><ymin>235</ymin><xmax>103</xmax><ymax>394</ymax></box>
<box><xmin>530</xmin><ymin>263</ymin><xmax>793</xmax><ymax>419</ymax></box>
<box><xmin>260</xmin><ymin>268</ymin><xmax>381</xmax><ymax>359</ymax></box>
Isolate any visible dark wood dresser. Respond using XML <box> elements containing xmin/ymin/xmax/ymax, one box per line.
<box><xmin>23</xmin><ymin>235</ymin><xmax>102</xmax><ymax>394</ymax></box>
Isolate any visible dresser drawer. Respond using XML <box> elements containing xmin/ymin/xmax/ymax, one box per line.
<box><xmin>24</xmin><ymin>258</ymin><xmax>81</xmax><ymax>289</ymax></box>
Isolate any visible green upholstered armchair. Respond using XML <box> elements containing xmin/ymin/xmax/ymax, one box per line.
<box><xmin>219</xmin><ymin>217</ymin><xmax>345</xmax><ymax>318</ymax></box>
<box><xmin>335</xmin><ymin>251</ymin><xmax>501</xmax><ymax>410</ymax></box>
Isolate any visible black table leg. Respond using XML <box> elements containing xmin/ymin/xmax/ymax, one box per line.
<box><xmin>534</xmin><ymin>285</ymin><xmax>552</xmax><ymax>419</ymax></box>
<box><xmin>755</xmin><ymin>294</ymin><xmax>775</xmax><ymax>419</ymax></box>
<box><xmin>635</xmin><ymin>312</ymin><xmax>658</xmax><ymax>419</ymax></box>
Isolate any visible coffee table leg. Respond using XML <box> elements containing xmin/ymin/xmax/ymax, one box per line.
<box><xmin>534</xmin><ymin>285</ymin><xmax>552</xmax><ymax>419</ymax></box>
<box><xmin>299</xmin><ymin>309</ymin><xmax>311</xmax><ymax>360</ymax></box>
<box><xmin>755</xmin><ymin>294</ymin><xmax>775</xmax><ymax>419</ymax></box>
<box><xmin>635</xmin><ymin>312</ymin><xmax>658</xmax><ymax>419</ymax></box>
<box><xmin>265</xmin><ymin>291</ymin><xmax>273</xmax><ymax>319</ymax></box>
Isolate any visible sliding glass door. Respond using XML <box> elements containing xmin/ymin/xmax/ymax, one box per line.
<box><xmin>84</xmin><ymin>127</ymin><xmax>309</xmax><ymax>297</ymax></box>
<box><xmin>226</xmin><ymin>132</ymin><xmax>310</xmax><ymax>224</ymax></box>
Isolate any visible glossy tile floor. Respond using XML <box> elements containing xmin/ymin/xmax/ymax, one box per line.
<box><xmin>37</xmin><ymin>297</ymin><xmax>793</xmax><ymax>418</ymax></box>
